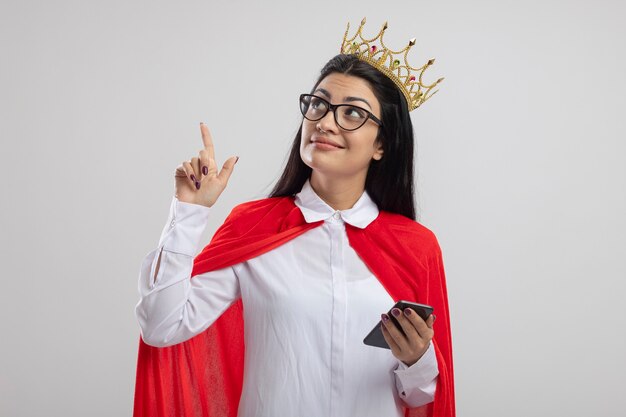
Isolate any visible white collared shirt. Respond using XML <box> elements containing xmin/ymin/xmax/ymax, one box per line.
<box><xmin>135</xmin><ymin>179</ymin><xmax>439</xmax><ymax>417</ymax></box>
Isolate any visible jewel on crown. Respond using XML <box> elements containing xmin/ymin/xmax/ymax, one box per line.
<box><xmin>340</xmin><ymin>17</ymin><xmax>444</xmax><ymax>111</ymax></box>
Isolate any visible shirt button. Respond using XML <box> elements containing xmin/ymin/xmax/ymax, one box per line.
<box><xmin>170</xmin><ymin>219</ymin><xmax>176</xmax><ymax>227</ymax></box>
<box><xmin>333</xmin><ymin>211</ymin><xmax>341</xmax><ymax>220</ymax></box>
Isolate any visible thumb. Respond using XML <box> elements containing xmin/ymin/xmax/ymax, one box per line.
<box><xmin>217</xmin><ymin>156</ymin><xmax>239</xmax><ymax>183</ymax></box>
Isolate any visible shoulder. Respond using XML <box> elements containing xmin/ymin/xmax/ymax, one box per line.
<box><xmin>219</xmin><ymin>196</ymin><xmax>299</xmax><ymax>234</ymax></box>
<box><xmin>225</xmin><ymin>195</ymin><xmax>294</xmax><ymax>219</ymax></box>
<box><xmin>229</xmin><ymin>196</ymin><xmax>290</xmax><ymax>214</ymax></box>
<box><xmin>373</xmin><ymin>210</ymin><xmax>442</xmax><ymax>256</ymax></box>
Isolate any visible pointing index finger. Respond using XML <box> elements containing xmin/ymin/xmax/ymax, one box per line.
<box><xmin>200</xmin><ymin>122</ymin><xmax>215</xmax><ymax>161</ymax></box>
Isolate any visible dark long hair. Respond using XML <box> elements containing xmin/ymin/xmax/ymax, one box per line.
<box><xmin>268</xmin><ymin>54</ymin><xmax>417</xmax><ymax>220</ymax></box>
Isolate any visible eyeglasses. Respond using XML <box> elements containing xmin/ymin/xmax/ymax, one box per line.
<box><xmin>299</xmin><ymin>94</ymin><xmax>383</xmax><ymax>131</ymax></box>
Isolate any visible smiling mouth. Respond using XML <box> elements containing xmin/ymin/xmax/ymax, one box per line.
<box><xmin>311</xmin><ymin>139</ymin><xmax>344</xmax><ymax>149</ymax></box>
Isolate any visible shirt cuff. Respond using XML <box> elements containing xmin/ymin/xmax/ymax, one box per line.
<box><xmin>157</xmin><ymin>196</ymin><xmax>211</xmax><ymax>257</ymax></box>
<box><xmin>394</xmin><ymin>341</ymin><xmax>439</xmax><ymax>389</ymax></box>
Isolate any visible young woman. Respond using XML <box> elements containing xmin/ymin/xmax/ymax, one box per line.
<box><xmin>134</xmin><ymin>53</ymin><xmax>454</xmax><ymax>417</ymax></box>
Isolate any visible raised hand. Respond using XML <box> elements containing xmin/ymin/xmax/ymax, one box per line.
<box><xmin>174</xmin><ymin>122</ymin><xmax>239</xmax><ymax>208</ymax></box>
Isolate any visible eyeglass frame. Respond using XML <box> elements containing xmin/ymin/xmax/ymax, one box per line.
<box><xmin>299</xmin><ymin>93</ymin><xmax>383</xmax><ymax>131</ymax></box>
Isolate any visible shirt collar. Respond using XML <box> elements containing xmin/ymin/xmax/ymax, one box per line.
<box><xmin>293</xmin><ymin>179</ymin><xmax>379</xmax><ymax>229</ymax></box>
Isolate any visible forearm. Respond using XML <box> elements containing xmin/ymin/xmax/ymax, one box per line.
<box><xmin>135</xmin><ymin>196</ymin><xmax>241</xmax><ymax>347</ymax></box>
<box><xmin>394</xmin><ymin>341</ymin><xmax>439</xmax><ymax>407</ymax></box>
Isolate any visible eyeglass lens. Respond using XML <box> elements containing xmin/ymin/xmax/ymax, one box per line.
<box><xmin>300</xmin><ymin>95</ymin><xmax>369</xmax><ymax>130</ymax></box>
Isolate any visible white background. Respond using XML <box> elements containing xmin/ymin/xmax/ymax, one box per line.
<box><xmin>1</xmin><ymin>0</ymin><xmax>625</xmax><ymax>416</ymax></box>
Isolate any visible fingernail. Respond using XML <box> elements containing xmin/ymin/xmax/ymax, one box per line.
<box><xmin>195</xmin><ymin>181</ymin><xmax>201</xmax><ymax>190</ymax></box>
<box><xmin>381</xmin><ymin>313</ymin><xmax>389</xmax><ymax>322</ymax></box>
<box><xmin>404</xmin><ymin>308</ymin><xmax>412</xmax><ymax>316</ymax></box>
<box><xmin>199</xmin><ymin>121</ymin><xmax>203</xmax><ymax>126</ymax></box>
<box><xmin>191</xmin><ymin>174</ymin><xmax>196</xmax><ymax>182</ymax></box>
<box><xmin>202</xmin><ymin>166</ymin><xmax>208</xmax><ymax>175</ymax></box>
<box><xmin>391</xmin><ymin>308</ymin><xmax>401</xmax><ymax>317</ymax></box>
<box><xmin>235</xmin><ymin>156</ymin><xmax>240</xmax><ymax>164</ymax></box>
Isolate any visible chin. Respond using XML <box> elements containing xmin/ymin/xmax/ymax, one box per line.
<box><xmin>303</xmin><ymin>157</ymin><xmax>364</xmax><ymax>181</ymax></box>
<box><xmin>301</xmin><ymin>151</ymin><xmax>337</xmax><ymax>176</ymax></box>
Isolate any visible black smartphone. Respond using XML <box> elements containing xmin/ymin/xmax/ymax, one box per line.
<box><xmin>363</xmin><ymin>300</ymin><xmax>434</xmax><ymax>349</ymax></box>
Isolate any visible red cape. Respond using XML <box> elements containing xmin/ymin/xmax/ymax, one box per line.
<box><xmin>134</xmin><ymin>196</ymin><xmax>455</xmax><ymax>417</ymax></box>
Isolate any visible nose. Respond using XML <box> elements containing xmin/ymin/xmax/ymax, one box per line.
<box><xmin>317</xmin><ymin>108</ymin><xmax>339</xmax><ymax>133</ymax></box>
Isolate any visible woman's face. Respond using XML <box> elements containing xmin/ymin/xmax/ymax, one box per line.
<box><xmin>300</xmin><ymin>73</ymin><xmax>383</xmax><ymax>181</ymax></box>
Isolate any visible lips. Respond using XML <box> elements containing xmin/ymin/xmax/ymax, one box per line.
<box><xmin>311</xmin><ymin>136</ymin><xmax>345</xmax><ymax>149</ymax></box>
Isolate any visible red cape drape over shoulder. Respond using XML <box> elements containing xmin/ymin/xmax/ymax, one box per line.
<box><xmin>133</xmin><ymin>196</ymin><xmax>455</xmax><ymax>417</ymax></box>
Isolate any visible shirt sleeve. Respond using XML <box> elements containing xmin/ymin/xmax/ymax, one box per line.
<box><xmin>135</xmin><ymin>196</ymin><xmax>242</xmax><ymax>347</ymax></box>
<box><xmin>393</xmin><ymin>341</ymin><xmax>439</xmax><ymax>407</ymax></box>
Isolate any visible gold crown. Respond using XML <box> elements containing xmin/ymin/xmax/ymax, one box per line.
<box><xmin>340</xmin><ymin>18</ymin><xmax>444</xmax><ymax>111</ymax></box>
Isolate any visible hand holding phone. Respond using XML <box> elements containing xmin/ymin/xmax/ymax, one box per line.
<box><xmin>363</xmin><ymin>300</ymin><xmax>435</xmax><ymax>367</ymax></box>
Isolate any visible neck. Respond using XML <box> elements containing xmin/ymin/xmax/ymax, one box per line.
<box><xmin>309</xmin><ymin>172</ymin><xmax>366</xmax><ymax>211</ymax></box>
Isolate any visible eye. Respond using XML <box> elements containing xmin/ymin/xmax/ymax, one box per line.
<box><xmin>342</xmin><ymin>106</ymin><xmax>367</xmax><ymax>120</ymax></box>
<box><xmin>310</xmin><ymin>97</ymin><xmax>327</xmax><ymax>110</ymax></box>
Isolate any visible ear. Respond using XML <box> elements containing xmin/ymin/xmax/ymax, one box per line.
<box><xmin>372</xmin><ymin>139</ymin><xmax>384</xmax><ymax>161</ymax></box>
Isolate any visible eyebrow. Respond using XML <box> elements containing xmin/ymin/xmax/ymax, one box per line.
<box><xmin>314</xmin><ymin>88</ymin><xmax>373</xmax><ymax>110</ymax></box>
